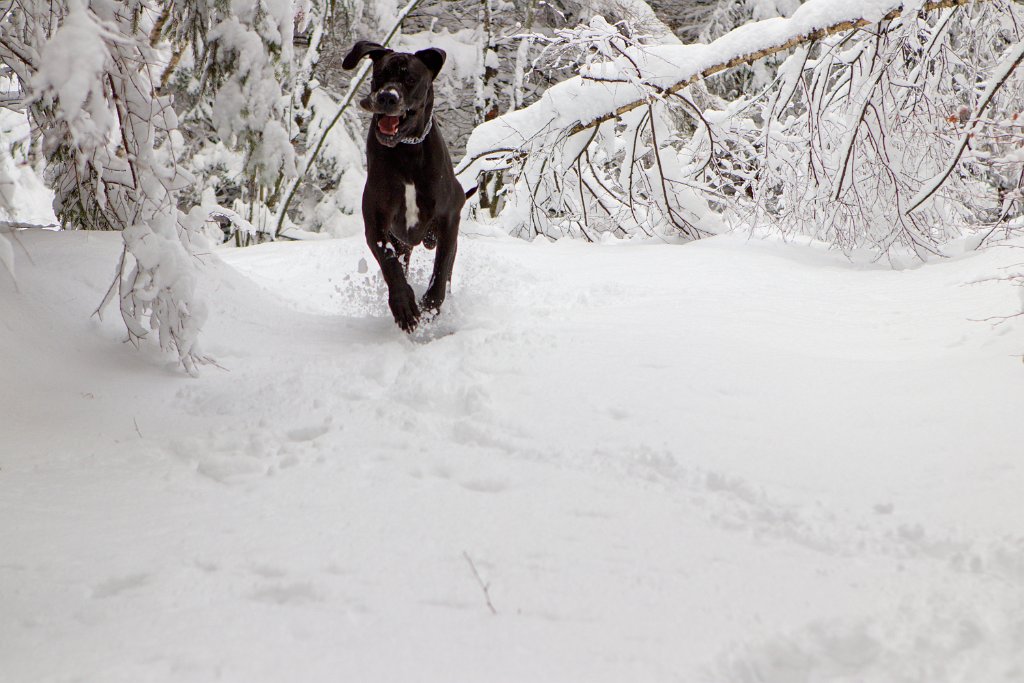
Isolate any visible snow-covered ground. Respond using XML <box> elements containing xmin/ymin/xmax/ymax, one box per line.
<box><xmin>2</xmin><ymin>227</ymin><xmax>1023</xmax><ymax>682</ymax></box>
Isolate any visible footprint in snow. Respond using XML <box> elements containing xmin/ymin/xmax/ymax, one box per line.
<box><xmin>458</xmin><ymin>477</ymin><xmax>511</xmax><ymax>494</ymax></box>
<box><xmin>250</xmin><ymin>582</ymin><xmax>322</xmax><ymax>605</ymax></box>
<box><xmin>285</xmin><ymin>422</ymin><xmax>331</xmax><ymax>442</ymax></box>
<box><xmin>91</xmin><ymin>572</ymin><xmax>151</xmax><ymax>599</ymax></box>
<box><xmin>171</xmin><ymin>419</ymin><xmax>334</xmax><ymax>483</ymax></box>
<box><xmin>196</xmin><ymin>455</ymin><xmax>269</xmax><ymax>483</ymax></box>
<box><xmin>409</xmin><ymin>315</ymin><xmax>459</xmax><ymax>343</ymax></box>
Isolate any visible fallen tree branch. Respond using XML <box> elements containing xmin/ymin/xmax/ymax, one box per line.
<box><xmin>458</xmin><ymin>0</ymin><xmax>990</xmax><ymax>177</ymax></box>
<box><xmin>567</xmin><ymin>0</ymin><xmax>988</xmax><ymax>137</ymax></box>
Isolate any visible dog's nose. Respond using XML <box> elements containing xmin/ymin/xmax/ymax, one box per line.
<box><xmin>376</xmin><ymin>89</ymin><xmax>400</xmax><ymax>107</ymax></box>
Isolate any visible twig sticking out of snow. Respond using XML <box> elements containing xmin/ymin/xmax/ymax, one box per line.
<box><xmin>462</xmin><ymin>551</ymin><xmax>497</xmax><ymax>615</ymax></box>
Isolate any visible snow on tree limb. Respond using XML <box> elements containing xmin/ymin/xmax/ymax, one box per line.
<box><xmin>3</xmin><ymin>0</ymin><xmax>215</xmax><ymax>374</ymax></box>
<box><xmin>457</xmin><ymin>0</ymin><xmax>1023</xmax><ymax>253</ymax></box>
<box><xmin>457</xmin><ymin>0</ymin><xmax>989</xmax><ymax>177</ymax></box>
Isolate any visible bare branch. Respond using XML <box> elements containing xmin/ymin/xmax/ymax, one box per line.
<box><xmin>462</xmin><ymin>551</ymin><xmax>497</xmax><ymax>615</ymax></box>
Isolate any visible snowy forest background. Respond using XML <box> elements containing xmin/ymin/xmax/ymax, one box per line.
<box><xmin>1</xmin><ymin>0</ymin><xmax>1024</xmax><ymax>369</ymax></box>
<box><xmin>4</xmin><ymin>3</ymin><xmax>1024</xmax><ymax>680</ymax></box>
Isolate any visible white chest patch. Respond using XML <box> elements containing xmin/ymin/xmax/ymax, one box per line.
<box><xmin>404</xmin><ymin>183</ymin><xmax>419</xmax><ymax>229</ymax></box>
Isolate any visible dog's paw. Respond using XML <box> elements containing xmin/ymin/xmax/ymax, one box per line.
<box><xmin>420</xmin><ymin>293</ymin><xmax>444</xmax><ymax>315</ymax></box>
<box><xmin>389</xmin><ymin>288</ymin><xmax>420</xmax><ymax>332</ymax></box>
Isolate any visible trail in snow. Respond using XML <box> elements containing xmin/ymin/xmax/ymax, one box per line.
<box><xmin>2</xmin><ymin>228</ymin><xmax>1023</xmax><ymax>682</ymax></box>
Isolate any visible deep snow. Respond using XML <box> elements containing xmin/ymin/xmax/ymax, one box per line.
<box><xmin>2</xmin><ymin>228</ymin><xmax>1023</xmax><ymax>682</ymax></box>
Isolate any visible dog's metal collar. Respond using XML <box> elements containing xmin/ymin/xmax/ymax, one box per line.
<box><xmin>398</xmin><ymin>115</ymin><xmax>433</xmax><ymax>145</ymax></box>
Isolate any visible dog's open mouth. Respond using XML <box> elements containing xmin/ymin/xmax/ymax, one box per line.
<box><xmin>378</xmin><ymin>115</ymin><xmax>402</xmax><ymax>137</ymax></box>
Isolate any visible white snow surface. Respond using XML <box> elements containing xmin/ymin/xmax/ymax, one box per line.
<box><xmin>3</xmin><ymin>227</ymin><xmax>1024</xmax><ymax>682</ymax></box>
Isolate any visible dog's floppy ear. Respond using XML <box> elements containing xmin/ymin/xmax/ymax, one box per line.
<box><xmin>342</xmin><ymin>41</ymin><xmax>392</xmax><ymax>70</ymax></box>
<box><xmin>414</xmin><ymin>48</ymin><xmax>446</xmax><ymax>79</ymax></box>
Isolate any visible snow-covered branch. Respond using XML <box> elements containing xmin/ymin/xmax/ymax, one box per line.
<box><xmin>457</xmin><ymin>0</ymin><xmax>1024</xmax><ymax>254</ymax></box>
<box><xmin>905</xmin><ymin>36</ymin><xmax>1024</xmax><ymax>215</ymax></box>
<box><xmin>459</xmin><ymin>0</ymin><xmax>988</xmax><ymax>174</ymax></box>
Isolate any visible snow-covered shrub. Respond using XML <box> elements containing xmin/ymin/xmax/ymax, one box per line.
<box><xmin>711</xmin><ymin>0</ymin><xmax>1024</xmax><ymax>255</ymax></box>
<box><xmin>1</xmin><ymin>0</ymin><xmax>211</xmax><ymax>373</ymax></box>
<box><xmin>0</xmin><ymin>0</ymin><xmax>367</xmax><ymax>370</ymax></box>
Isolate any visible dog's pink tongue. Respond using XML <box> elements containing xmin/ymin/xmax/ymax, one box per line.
<box><xmin>378</xmin><ymin>115</ymin><xmax>400</xmax><ymax>136</ymax></box>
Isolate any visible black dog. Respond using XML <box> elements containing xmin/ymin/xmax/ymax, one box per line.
<box><xmin>343</xmin><ymin>40</ymin><xmax>471</xmax><ymax>332</ymax></box>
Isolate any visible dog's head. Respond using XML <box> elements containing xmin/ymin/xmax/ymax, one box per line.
<box><xmin>342</xmin><ymin>41</ymin><xmax>446</xmax><ymax>148</ymax></box>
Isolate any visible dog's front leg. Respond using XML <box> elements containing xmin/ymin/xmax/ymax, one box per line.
<box><xmin>366</xmin><ymin>223</ymin><xmax>419</xmax><ymax>332</ymax></box>
<box><xmin>421</xmin><ymin>216</ymin><xmax>458</xmax><ymax>313</ymax></box>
